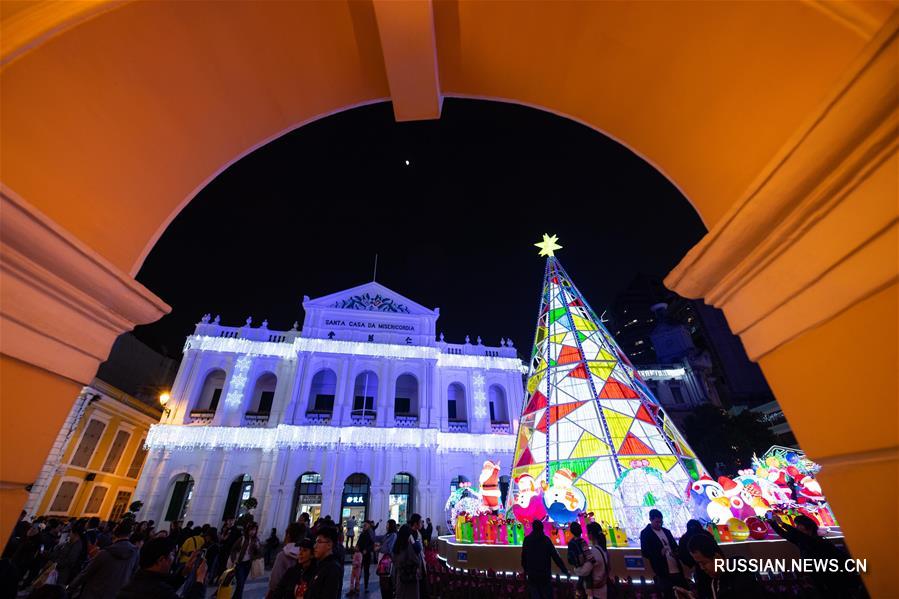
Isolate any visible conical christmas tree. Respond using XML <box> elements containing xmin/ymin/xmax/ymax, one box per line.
<box><xmin>511</xmin><ymin>235</ymin><xmax>707</xmax><ymax>538</ymax></box>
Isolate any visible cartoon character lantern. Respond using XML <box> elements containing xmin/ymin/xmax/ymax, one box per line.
<box><xmin>688</xmin><ymin>475</ymin><xmax>733</xmax><ymax>524</ymax></box>
<box><xmin>718</xmin><ymin>476</ymin><xmax>755</xmax><ymax>521</ymax></box>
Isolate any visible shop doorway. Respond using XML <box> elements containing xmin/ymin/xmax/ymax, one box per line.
<box><xmin>341</xmin><ymin>473</ymin><xmax>371</xmax><ymax>528</ymax></box>
<box><xmin>293</xmin><ymin>472</ymin><xmax>323</xmax><ymax>523</ymax></box>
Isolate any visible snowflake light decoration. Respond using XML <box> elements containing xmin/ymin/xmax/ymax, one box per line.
<box><xmin>472</xmin><ymin>371</ymin><xmax>488</xmax><ymax>419</ymax></box>
<box><xmin>224</xmin><ymin>354</ymin><xmax>253</xmax><ymax>408</ymax></box>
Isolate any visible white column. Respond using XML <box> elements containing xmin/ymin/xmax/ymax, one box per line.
<box><xmin>376</xmin><ymin>361</ymin><xmax>393</xmax><ymax>427</ymax></box>
<box><xmin>267</xmin><ymin>360</ymin><xmax>295</xmax><ymax>426</ymax></box>
<box><xmin>211</xmin><ymin>356</ymin><xmax>235</xmax><ymax>426</ymax></box>
<box><xmin>266</xmin><ymin>449</ymin><xmax>294</xmax><ymax>531</ymax></box>
<box><xmin>170</xmin><ymin>349</ymin><xmax>200</xmax><ymax>424</ymax></box>
<box><xmin>431</xmin><ymin>363</ymin><xmax>443</xmax><ymax>430</ymax></box>
<box><xmin>254</xmin><ymin>450</ymin><xmax>278</xmax><ymax>530</ymax></box>
<box><xmin>228</xmin><ymin>361</ymin><xmax>261</xmax><ymax>427</ymax></box>
<box><xmin>140</xmin><ymin>449</ymin><xmax>173</xmax><ymax>523</ymax></box>
<box><xmin>337</xmin><ymin>358</ymin><xmax>356</xmax><ymax>426</ymax></box>
<box><xmin>320</xmin><ymin>449</ymin><xmax>343</xmax><ymax>520</ymax></box>
<box><xmin>283</xmin><ymin>356</ymin><xmax>308</xmax><ymax>425</ymax></box>
<box><xmin>371</xmin><ymin>485</ymin><xmax>389</xmax><ymax>523</ymax></box>
<box><xmin>184</xmin><ymin>449</ymin><xmax>221</xmax><ymax>525</ymax></box>
<box><xmin>199</xmin><ymin>451</ymin><xmax>232</xmax><ymax>525</ymax></box>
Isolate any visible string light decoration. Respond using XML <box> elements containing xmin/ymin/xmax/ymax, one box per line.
<box><xmin>472</xmin><ymin>372</ymin><xmax>488</xmax><ymax>419</ymax></box>
<box><xmin>224</xmin><ymin>355</ymin><xmax>253</xmax><ymax>408</ymax></box>
<box><xmin>184</xmin><ymin>335</ymin><xmax>523</xmax><ymax>372</ymax></box>
<box><xmin>638</xmin><ymin>368</ymin><xmax>686</xmax><ymax>378</ymax></box>
<box><xmin>145</xmin><ymin>424</ymin><xmax>517</xmax><ymax>454</ymax></box>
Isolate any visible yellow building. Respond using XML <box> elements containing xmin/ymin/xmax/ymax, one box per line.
<box><xmin>25</xmin><ymin>379</ymin><xmax>161</xmax><ymax>522</ymax></box>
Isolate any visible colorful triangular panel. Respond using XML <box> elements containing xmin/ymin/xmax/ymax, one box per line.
<box><xmin>524</xmin><ymin>391</ymin><xmax>548</xmax><ymax>414</ymax></box>
<box><xmin>515</xmin><ymin>446</ymin><xmax>535</xmax><ymax>467</ymax></box>
<box><xmin>599</xmin><ymin>378</ymin><xmax>640</xmax><ymax>399</ymax></box>
<box><xmin>557</xmin><ymin>345</ymin><xmax>581</xmax><ymax>365</ymax></box>
<box><xmin>619</xmin><ymin>432</ymin><xmax>655</xmax><ymax>455</ymax></box>
<box><xmin>635</xmin><ymin>404</ymin><xmax>654</xmax><ymax>424</ymax></box>
<box><xmin>536</xmin><ymin>402</ymin><xmax>587</xmax><ymax>433</ymax></box>
<box><xmin>570</xmin><ymin>431</ymin><xmax>609</xmax><ymax>459</ymax></box>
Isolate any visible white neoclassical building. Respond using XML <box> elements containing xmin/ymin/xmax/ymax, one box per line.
<box><xmin>134</xmin><ymin>282</ymin><xmax>524</xmax><ymax>532</ymax></box>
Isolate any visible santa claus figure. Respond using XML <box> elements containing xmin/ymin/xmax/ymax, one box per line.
<box><xmin>478</xmin><ymin>460</ymin><xmax>502</xmax><ymax>511</ymax></box>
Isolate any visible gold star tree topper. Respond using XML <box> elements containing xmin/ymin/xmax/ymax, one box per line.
<box><xmin>535</xmin><ymin>233</ymin><xmax>563</xmax><ymax>257</ymax></box>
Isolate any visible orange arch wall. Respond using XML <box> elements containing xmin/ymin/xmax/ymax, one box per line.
<box><xmin>1</xmin><ymin>2</ymin><xmax>896</xmax><ymax>595</ymax></box>
<box><xmin>0</xmin><ymin>0</ymin><xmax>878</xmax><ymax>274</ymax></box>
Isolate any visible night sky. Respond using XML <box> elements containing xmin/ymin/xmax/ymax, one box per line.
<box><xmin>134</xmin><ymin>99</ymin><xmax>706</xmax><ymax>359</ymax></box>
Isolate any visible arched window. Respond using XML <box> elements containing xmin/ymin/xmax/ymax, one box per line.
<box><xmin>389</xmin><ymin>473</ymin><xmax>414</xmax><ymax>524</ymax></box>
<box><xmin>195</xmin><ymin>369</ymin><xmax>226</xmax><ymax>413</ymax></box>
<box><xmin>447</xmin><ymin>383</ymin><xmax>467</xmax><ymax>421</ymax></box>
<box><xmin>293</xmin><ymin>472</ymin><xmax>322</xmax><ymax>523</ymax></box>
<box><xmin>164</xmin><ymin>473</ymin><xmax>194</xmax><ymax>522</ymax></box>
<box><xmin>394</xmin><ymin>374</ymin><xmax>419</xmax><ymax>421</ymax></box>
<box><xmin>342</xmin><ymin>473</ymin><xmax>371</xmax><ymax>522</ymax></box>
<box><xmin>353</xmin><ymin>371</ymin><xmax>378</xmax><ymax>416</ymax></box>
<box><xmin>488</xmin><ymin>385</ymin><xmax>508</xmax><ymax>423</ymax></box>
<box><xmin>248</xmin><ymin>372</ymin><xmax>277</xmax><ymax>414</ymax></box>
<box><xmin>222</xmin><ymin>474</ymin><xmax>254</xmax><ymax>521</ymax></box>
<box><xmin>307</xmin><ymin>369</ymin><xmax>337</xmax><ymax>416</ymax></box>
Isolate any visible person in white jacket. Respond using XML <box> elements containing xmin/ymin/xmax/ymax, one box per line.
<box><xmin>573</xmin><ymin>522</ymin><xmax>612</xmax><ymax>599</ymax></box>
<box><xmin>265</xmin><ymin>522</ymin><xmax>304</xmax><ymax>599</ymax></box>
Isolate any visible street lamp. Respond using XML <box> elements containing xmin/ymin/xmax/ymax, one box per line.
<box><xmin>159</xmin><ymin>391</ymin><xmax>171</xmax><ymax>419</ymax></box>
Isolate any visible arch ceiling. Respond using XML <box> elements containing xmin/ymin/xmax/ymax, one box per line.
<box><xmin>2</xmin><ymin>0</ymin><xmax>893</xmax><ymax>276</ymax></box>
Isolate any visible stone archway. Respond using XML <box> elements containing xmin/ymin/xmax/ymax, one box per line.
<box><xmin>1</xmin><ymin>3</ymin><xmax>895</xmax><ymax>594</ymax></box>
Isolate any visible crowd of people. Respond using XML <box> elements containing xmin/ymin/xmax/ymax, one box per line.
<box><xmin>636</xmin><ymin>509</ymin><xmax>865</xmax><ymax>599</ymax></box>
<box><xmin>1</xmin><ymin>509</ymin><xmax>435</xmax><ymax>599</ymax></box>
<box><xmin>516</xmin><ymin>509</ymin><xmax>865</xmax><ymax>599</ymax></box>
<box><xmin>3</xmin><ymin>506</ymin><xmax>866</xmax><ymax>599</ymax></box>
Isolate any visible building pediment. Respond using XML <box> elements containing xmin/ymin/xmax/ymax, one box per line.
<box><xmin>303</xmin><ymin>282</ymin><xmax>437</xmax><ymax>316</ymax></box>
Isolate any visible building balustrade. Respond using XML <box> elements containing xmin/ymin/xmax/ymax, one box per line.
<box><xmin>437</xmin><ymin>340</ymin><xmax>517</xmax><ymax>358</ymax></box>
<box><xmin>350</xmin><ymin>413</ymin><xmax>376</xmax><ymax>427</ymax></box>
<box><xmin>447</xmin><ymin>420</ymin><xmax>469</xmax><ymax>433</ymax></box>
<box><xmin>244</xmin><ymin>412</ymin><xmax>270</xmax><ymax>426</ymax></box>
<box><xmin>394</xmin><ymin>415</ymin><xmax>419</xmax><ymax>428</ymax></box>
<box><xmin>490</xmin><ymin>421</ymin><xmax>511</xmax><ymax>434</ymax></box>
<box><xmin>192</xmin><ymin>320</ymin><xmax>301</xmax><ymax>343</ymax></box>
<box><xmin>304</xmin><ymin>412</ymin><xmax>333</xmax><ymax>425</ymax></box>
<box><xmin>188</xmin><ymin>410</ymin><xmax>215</xmax><ymax>424</ymax></box>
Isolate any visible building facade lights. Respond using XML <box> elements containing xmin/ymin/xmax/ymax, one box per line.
<box><xmin>145</xmin><ymin>423</ymin><xmax>516</xmax><ymax>454</ymax></box>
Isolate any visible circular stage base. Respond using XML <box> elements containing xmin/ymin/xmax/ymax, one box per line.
<box><xmin>437</xmin><ymin>533</ymin><xmax>846</xmax><ymax>578</ymax></box>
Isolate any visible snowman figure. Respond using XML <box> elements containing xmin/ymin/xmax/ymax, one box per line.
<box><xmin>512</xmin><ymin>473</ymin><xmax>547</xmax><ymax>524</ymax></box>
<box><xmin>543</xmin><ymin>469</ymin><xmax>586</xmax><ymax>524</ymax></box>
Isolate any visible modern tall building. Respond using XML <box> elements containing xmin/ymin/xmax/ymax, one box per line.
<box><xmin>134</xmin><ymin>282</ymin><xmax>523</xmax><ymax>532</ymax></box>
<box><xmin>608</xmin><ymin>274</ymin><xmax>776</xmax><ymax>409</ymax></box>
